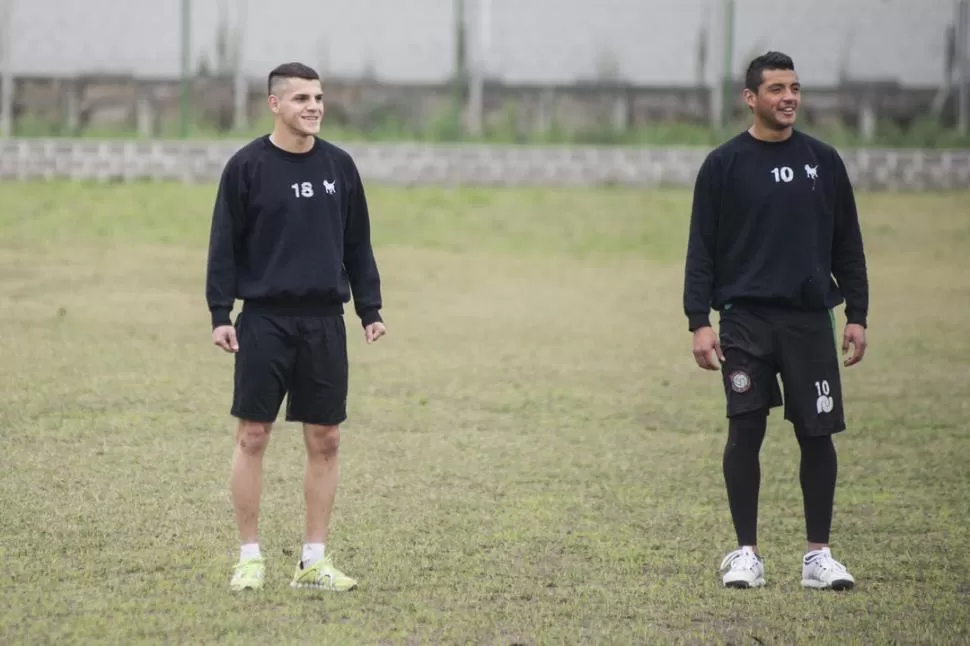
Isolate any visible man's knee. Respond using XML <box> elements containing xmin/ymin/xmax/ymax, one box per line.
<box><xmin>797</xmin><ymin>432</ymin><xmax>837</xmax><ymax>459</ymax></box>
<box><xmin>726</xmin><ymin>408</ymin><xmax>769</xmax><ymax>450</ymax></box>
<box><xmin>304</xmin><ymin>424</ymin><xmax>341</xmax><ymax>458</ymax></box>
<box><xmin>236</xmin><ymin>419</ymin><xmax>272</xmax><ymax>456</ymax></box>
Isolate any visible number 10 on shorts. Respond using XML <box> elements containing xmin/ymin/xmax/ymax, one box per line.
<box><xmin>815</xmin><ymin>380</ymin><xmax>834</xmax><ymax>415</ymax></box>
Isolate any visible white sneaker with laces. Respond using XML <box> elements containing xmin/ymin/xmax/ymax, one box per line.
<box><xmin>719</xmin><ymin>546</ymin><xmax>766</xmax><ymax>588</ymax></box>
<box><xmin>801</xmin><ymin>547</ymin><xmax>855</xmax><ymax>590</ymax></box>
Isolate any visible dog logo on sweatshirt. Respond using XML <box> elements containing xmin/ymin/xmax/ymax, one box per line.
<box><xmin>804</xmin><ymin>164</ymin><xmax>818</xmax><ymax>190</ymax></box>
<box><xmin>323</xmin><ymin>179</ymin><xmax>336</xmax><ymax>195</ymax></box>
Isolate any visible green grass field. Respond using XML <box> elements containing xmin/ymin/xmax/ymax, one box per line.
<box><xmin>1</xmin><ymin>180</ymin><xmax>968</xmax><ymax>645</ymax></box>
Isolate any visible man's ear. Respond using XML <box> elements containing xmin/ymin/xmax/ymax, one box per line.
<box><xmin>742</xmin><ymin>88</ymin><xmax>757</xmax><ymax>111</ymax></box>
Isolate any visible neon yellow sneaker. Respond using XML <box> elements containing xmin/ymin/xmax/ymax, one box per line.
<box><xmin>290</xmin><ymin>554</ymin><xmax>358</xmax><ymax>591</ymax></box>
<box><xmin>229</xmin><ymin>556</ymin><xmax>265</xmax><ymax>591</ymax></box>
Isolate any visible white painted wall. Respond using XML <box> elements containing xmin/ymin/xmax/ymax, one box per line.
<box><xmin>4</xmin><ymin>0</ymin><xmax>960</xmax><ymax>87</ymax></box>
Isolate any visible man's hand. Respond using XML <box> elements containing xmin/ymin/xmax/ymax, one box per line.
<box><xmin>364</xmin><ymin>321</ymin><xmax>387</xmax><ymax>344</ymax></box>
<box><xmin>842</xmin><ymin>323</ymin><xmax>867</xmax><ymax>367</ymax></box>
<box><xmin>212</xmin><ymin>325</ymin><xmax>239</xmax><ymax>353</ymax></box>
<box><xmin>692</xmin><ymin>326</ymin><xmax>725</xmax><ymax>371</ymax></box>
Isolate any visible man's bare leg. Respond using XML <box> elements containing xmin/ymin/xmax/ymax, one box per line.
<box><xmin>289</xmin><ymin>423</ymin><xmax>356</xmax><ymax>590</ymax></box>
<box><xmin>232</xmin><ymin>420</ymin><xmax>272</xmax><ymax>546</ymax></box>
<box><xmin>301</xmin><ymin>423</ymin><xmax>341</xmax><ymax>564</ymax></box>
<box><xmin>228</xmin><ymin>419</ymin><xmax>272</xmax><ymax>590</ymax></box>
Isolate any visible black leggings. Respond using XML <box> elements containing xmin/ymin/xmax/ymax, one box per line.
<box><xmin>723</xmin><ymin>409</ymin><xmax>838</xmax><ymax>546</ymax></box>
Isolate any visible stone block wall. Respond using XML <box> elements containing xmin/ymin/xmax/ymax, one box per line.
<box><xmin>1</xmin><ymin>138</ymin><xmax>968</xmax><ymax>191</ymax></box>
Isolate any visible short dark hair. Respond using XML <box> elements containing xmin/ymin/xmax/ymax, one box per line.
<box><xmin>744</xmin><ymin>51</ymin><xmax>795</xmax><ymax>93</ymax></box>
<box><xmin>267</xmin><ymin>62</ymin><xmax>320</xmax><ymax>95</ymax></box>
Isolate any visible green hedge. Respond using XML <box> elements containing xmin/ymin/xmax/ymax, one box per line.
<box><xmin>10</xmin><ymin>111</ymin><xmax>970</xmax><ymax>149</ymax></box>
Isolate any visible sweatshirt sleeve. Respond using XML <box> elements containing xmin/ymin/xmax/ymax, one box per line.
<box><xmin>831</xmin><ymin>152</ymin><xmax>869</xmax><ymax>328</ymax></box>
<box><xmin>205</xmin><ymin>158</ymin><xmax>245</xmax><ymax>329</ymax></box>
<box><xmin>683</xmin><ymin>153</ymin><xmax>721</xmax><ymax>331</ymax></box>
<box><xmin>342</xmin><ymin>157</ymin><xmax>383</xmax><ymax>327</ymax></box>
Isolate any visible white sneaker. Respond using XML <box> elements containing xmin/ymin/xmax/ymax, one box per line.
<box><xmin>801</xmin><ymin>547</ymin><xmax>856</xmax><ymax>590</ymax></box>
<box><xmin>719</xmin><ymin>546</ymin><xmax>766</xmax><ymax>588</ymax></box>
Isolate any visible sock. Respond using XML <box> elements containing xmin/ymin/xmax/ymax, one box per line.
<box><xmin>240</xmin><ymin>543</ymin><xmax>261</xmax><ymax>561</ymax></box>
<box><xmin>804</xmin><ymin>546</ymin><xmax>831</xmax><ymax>564</ymax></box>
<box><xmin>301</xmin><ymin>542</ymin><xmax>325</xmax><ymax>567</ymax></box>
<box><xmin>797</xmin><ymin>434</ymin><xmax>838</xmax><ymax>545</ymax></box>
<box><xmin>723</xmin><ymin>410</ymin><xmax>768</xmax><ymax>546</ymax></box>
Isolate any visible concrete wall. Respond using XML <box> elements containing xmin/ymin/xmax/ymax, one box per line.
<box><xmin>2</xmin><ymin>138</ymin><xmax>968</xmax><ymax>191</ymax></box>
<box><xmin>6</xmin><ymin>0</ymin><xmax>960</xmax><ymax>87</ymax></box>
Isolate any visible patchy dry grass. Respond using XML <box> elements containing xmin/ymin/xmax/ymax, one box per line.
<box><xmin>0</xmin><ymin>181</ymin><xmax>968</xmax><ymax>645</ymax></box>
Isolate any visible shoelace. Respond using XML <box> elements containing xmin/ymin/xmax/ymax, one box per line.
<box><xmin>305</xmin><ymin>557</ymin><xmax>335</xmax><ymax>582</ymax></box>
<box><xmin>234</xmin><ymin>561</ymin><xmax>262</xmax><ymax>577</ymax></box>
<box><xmin>813</xmin><ymin>554</ymin><xmax>848</xmax><ymax>573</ymax></box>
<box><xmin>720</xmin><ymin>549</ymin><xmax>760</xmax><ymax>572</ymax></box>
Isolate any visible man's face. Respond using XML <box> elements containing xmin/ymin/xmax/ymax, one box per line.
<box><xmin>745</xmin><ymin>68</ymin><xmax>800</xmax><ymax>131</ymax></box>
<box><xmin>269</xmin><ymin>77</ymin><xmax>324</xmax><ymax>136</ymax></box>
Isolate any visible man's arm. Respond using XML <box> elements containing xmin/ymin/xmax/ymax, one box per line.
<box><xmin>683</xmin><ymin>154</ymin><xmax>721</xmax><ymax>331</ymax></box>
<box><xmin>205</xmin><ymin>160</ymin><xmax>245</xmax><ymax>329</ymax></box>
<box><xmin>343</xmin><ymin>157</ymin><xmax>383</xmax><ymax>328</ymax></box>
<box><xmin>831</xmin><ymin>152</ymin><xmax>869</xmax><ymax>329</ymax></box>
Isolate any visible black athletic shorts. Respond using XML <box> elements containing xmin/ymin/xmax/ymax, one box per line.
<box><xmin>718</xmin><ymin>303</ymin><xmax>846</xmax><ymax>437</ymax></box>
<box><xmin>230</xmin><ymin>305</ymin><xmax>349</xmax><ymax>426</ymax></box>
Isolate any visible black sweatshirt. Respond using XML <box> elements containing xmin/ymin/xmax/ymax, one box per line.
<box><xmin>683</xmin><ymin>129</ymin><xmax>869</xmax><ymax>332</ymax></box>
<box><xmin>205</xmin><ymin>135</ymin><xmax>383</xmax><ymax>329</ymax></box>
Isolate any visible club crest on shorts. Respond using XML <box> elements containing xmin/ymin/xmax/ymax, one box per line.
<box><xmin>729</xmin><ymin>370</ymin><xmax>751</xmax><ymax>393</ymax></box>
<box><xmin>816</xmin><ymin>394</ymin><xmax>834</xmax><ymax>414</ymax></box>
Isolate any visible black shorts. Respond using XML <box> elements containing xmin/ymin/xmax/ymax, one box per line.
<box><xmin>718</xmin><ymin>304</ymin><xmax>846</xmax><ymax>437</ymax></box>
<box><xmin>231</xmin><ymin>307</ymin><xmax>349</xmax><ymax>426</ymax></box>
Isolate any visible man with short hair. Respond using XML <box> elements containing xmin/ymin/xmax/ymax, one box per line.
<box><xmin>206</xmin><ymin>61</ymin><xmax>386</xmax><ymax>592</ymax></box>
<box><xmin>683</xmin><ymin>51</ymin><xmax>869</xmax><ymax>590</ymax></box>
